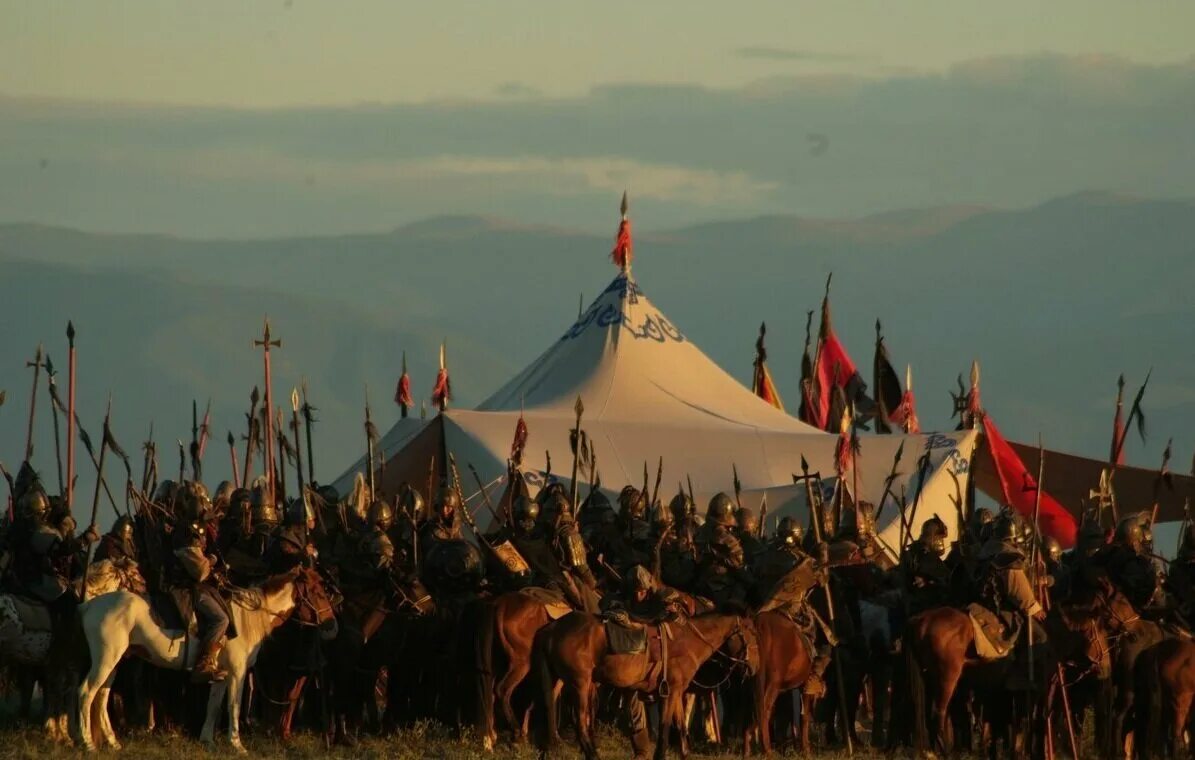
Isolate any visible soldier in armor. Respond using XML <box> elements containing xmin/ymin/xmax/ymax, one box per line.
<box><xmin>363</xmin><ymin>501</ymin><xmax>397</xmax><ymax>578</ymax></box>
<box><xmin>695</xmin><ymin>493</ymin><xmax>750</xmax><ymax>609</ymax></box>
<box><xmin>578</xmin><ymin>490</ymin><xmax>617</xmax><ymax>550</ymax></box>
<box><xmin>249</xmin><ymin>487</ymin><xmax>280</xmax><ymax>558</ymax></box>
<box><xmin>94</xmin><ymin>515</ymin><xmax>138</xmax><ymax>564</ymax></box>
<box><xmin>508</xmin><ymin>495</ymin><xmax>597</xmax><ymax>610</ymax></box>
<box><xmin>735</xmin><ymin>507</ymin><xmax>766</xmax><ymax>566</ymax></box>
<box><xmin>268</xmin><ymin>497</ymin><xmax>316</xmax><ymax>572</ymax></box>
<box><xmin>652</xmin><ymin>499</ymin><xmax>699</xmax><ymax>592</ymax></box>
<box><xmin>211</xmin><ymin>480</ymin><xmax>235</xmax><ymax>522</ymax></box>
<box><xmin>832</xmin><ymin>501</ymin><xmax>884</xmax><ymax>566</ymax></box>
<box><xmin>901</xmin><ymin>516</ymin><xmax>952</xmax><ymax>614</ymax></box>
<box><xmin>975</xmin><ymin>513</ymin><xmax>1046</xmax><ymax>687</ymax></box>
<box><xmin>1042</xmin><ymin>536</ymin><xmax>1071</xmax><ymax>599</ymax></box>
<box><xmin>1093</xmin><ymin>512</ymin><xmax>1160</xmax><ymax>611</ymax></box>
<box><xmin>170</xmin><ymin>521</ymin><xmax>230</xmax><ymax>682</ymax></box>
<box><xmin>419</xmin><ymin>486</ymin><xmax>463</xmax><ymax>548</ymax></box>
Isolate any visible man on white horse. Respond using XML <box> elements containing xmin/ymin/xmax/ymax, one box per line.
<box><xmin>169</xmin><ymin>520</ymin><xmax>231</xmax><ymax>682</ymax></box>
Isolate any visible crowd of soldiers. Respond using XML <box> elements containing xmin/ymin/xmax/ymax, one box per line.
<box><xmin>2</xmin><ymin>445</ymin><xmax>1193</xmax><ymax>754</ymax></box>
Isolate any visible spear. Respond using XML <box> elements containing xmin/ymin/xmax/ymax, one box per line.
<box><xmin>228</xmin><ymin>431</ymin><xmax>240</xmax><ymax>488</ymax></box>
<box><xmin>177</xmin><ymin>440</ymin><xmax>185</xmax><ymax>484</ymax></box>
<box><xmin>24</xmin><ymin>344</ymin><xmax>44</xmax><ymax>462</ymax></box>
<box><xmin>89</xmin><ymin>397</ymin><xmax>113</xmax><ymax>534</ymax></box>
<box><xmin>568</xmin><ymin>396</ymin><xmax>585</xmax><ymax>511</ymax></box>
<box><xmin>732</xmin><ymin>463</ymin><xmax>743</xmax><ymax>511</ymax></box>
<box><xmin>141</xmin><ymin>422</ymin><xmax>155</xmax><ymax>494</ymax></box>
<box><xmin>1028</xmin><ymin>434</ymin><xmax>1045</xmax><ymax>688</ymax></box>
<box><xmin>253</xmin><ymin>320</ymin><xmax>282</xmax><ymax>504</ymax></box>
<box><xmin>190</xmin><ymin>399</ymin><xmax>201</xmax><ymax>481</ymax></box>
<box><xmin>275</xmin><ymin>407</ymin><xmax>289</xmax><ymax>504</ymax></box>
<box><xmin>66</xmin><ymin>322</ymin><xmax>77</xmax><ymax>508</ymax></box>
<box><xmin>365</xmin><ymin>389</ymin><xmax>378</xmax><ymax>497</ymax></box>
<box><xmin>197</xmin><ymin>399</ymin><xmax>212</xmax><ymax>460</ymax></box>
<box><xmin>903</xmin><ymin>443</ymin><xmax>933</xmax><ymax>553</ymax></box>
<box><xmin>242</xmin><ymin>386</ymin><xmax>260</xmax><ymax>488</ymax></box>
<box><xmin>757</xmin><ymin>492</ymin><xmax>768</xmax><ymax>538</ymax></box>
<box><xmin>650</xmin><ymin>456</ymin><xmax>663</xmax><ymax>514</ymax></box>
<box><xmin>301</xmin><ymin>379</ymin><xmax>316</xmax><ymax>486</ymax></box>
<box><xmin>795</xmin><ymin>454</ymin><xmax>853</xmax><ymax>756</ymax></box>
<box><xmin>875</xmin><ymin>439</ymin><xmax>906</xmax><ymax>526</ymax></box>
<box><xmin>687</xmin><ymin>474</ymin><xmax>696</xmax><ymax>511</ymax></box>
<box><xmin>44</xmin><ymin>355</ymin><xmax>65</xmax><ymax>496</ymax></box>
<box><xmin>468</xmin><ymin>462</ymin><xmax>504</xmax><ymax>527</ymax></box>
<box><xmin>1149</xmin><ymin>439</ymin><xmax>1174</xmax><ymax>527</ymax></box>
<box><xmin>290</xmin><ymin>390</ymin><xmax>305</xmax><ymax>498</ymax></box>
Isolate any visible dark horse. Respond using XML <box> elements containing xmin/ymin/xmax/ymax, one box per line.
<box><xmin>744</xmin><ymin>610</ymin><xmax>819</xmax><ymax>756</ymax></box>
<box><xmin>904</xmin><ymin>597</ymin><xmax>1110</xmax><ymax>757</ymax></box>
<box><xmin>535</xmin><ymin>611</ymin><xmax>749</xmax><ymax>760</ymax></box>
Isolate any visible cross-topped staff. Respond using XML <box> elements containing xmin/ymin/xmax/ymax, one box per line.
<box><xmin>67</xmin><ymin>322</ymin><xmax>77</xmax><ymax>508</ymax></box>
<box><xmin>24</xmin><ymin>344</ymin><xmax>44</xmax><ymax>462</ymax></box>
<box><xmin>253</xmin><ymin>319</ymin><xmax>281</xmax><ymax>504</ymax></box>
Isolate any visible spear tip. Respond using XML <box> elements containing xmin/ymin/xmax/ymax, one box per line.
<box><xmin>291</xmin><ymin>388</ymin><xmax>300</xmax><ymax>412</ymax></box>
<box><xmin>66</xmin><ymin>321</ymin><xmax>75</xmax><ymax>341</ymax></box>
<box><xmin>227</xmin><ymin>430</ymin><xmax>235</xmax><ymax>446</ymax></box>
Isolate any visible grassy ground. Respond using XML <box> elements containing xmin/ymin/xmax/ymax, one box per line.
<box><xmin>0</xmin><ymin>721</ymin><xmax>894</xmax><ymax>760</ymax></box>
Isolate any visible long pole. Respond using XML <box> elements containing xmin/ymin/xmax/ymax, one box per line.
<box><xmin>275</xmin><ymin>408</ymin><xmax>288</xmax><ymax>504</ymax></box>
<box><xmin>568</xmin><ymin>396</ymin><xmax>584</xmax><ymax>511</ymax></box>
<box><xmin>24</xmin><ymin>344</ymin><xmax>43</xmax><ymax>462</ymax></box>
<box><xmin>290</xmin><ymin>390</ymin><xmax>305</xmax><ymax>499</ymax></box>
<box><xmin>45</xmin><ymin>356</ymin><xmax>65</xmax><ymax>496</ymax></box>
<box><xmin>798</xmin><ymin>455</ymin><xmax>853</xmax><ymax>757</ymax></box>
<box><xmin>83</xmin><ymin>396</ymin><xmax>112</xmax><ymax>601</ymax></box>
<box><xmin>253</xmin><ymin>321</ymin><xmax>281</xmax><ymax>505</ymax></box>
<box><xmin>301</xmin><ymin>380</ymin><xmax>316</xmax><ymax>487</ymax></box>
<box><xmin>228</xmin><ymin>431</ymin><xmax>240</xmax><ymax>490</ymax></box>
<box><xmin>242</xmin><ymin>386</ymin><xmax>260</xmax><ymax>488</ymax></box>
<box><xmin>67</xmin><ymin>323</ymin><xmax>77</xmax><ymax>508</ymax></box>
<box><xmin>1029</xmin><ymin>434</ymin><xmax>1045</xmax><ymax>691</ymax></box>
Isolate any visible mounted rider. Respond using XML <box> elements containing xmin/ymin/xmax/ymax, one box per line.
<box><xmin>695</xmin><ymin>493</ymin><xmax>751</xmax><ymax>610</ymax></box>
<box><xmin>652</xmin><ymin>499</ymin><xmax>699</xmax><ymax>592</ymax></box>
<box><xmin>901</xmin><ymin>515</ymin><xmax>952</xmax><ymax>614</ymax></box>
<box><xmin>268</xmin><ymin>497</ymin><xmax>316</xmax><ymax>573</ymax></box>
<box><xmin>94</xmin><ymin>515</ymin><xmax>138</xmax><ymax>564</ymax></box>
<box><xmin>169</xmin><ymin>520</ymin><xmax>231</xmax><ymax>682</ymax></box>
<box><xmin>1092</xmin><ymin>512</ymin><xmax>1160</xmax><ymax>611</ymax></box>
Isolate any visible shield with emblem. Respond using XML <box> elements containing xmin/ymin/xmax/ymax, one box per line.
<box><xmin>491</xmin><ymin>539</ymin><xmax>531</xmax><ymax>576</ymax></box>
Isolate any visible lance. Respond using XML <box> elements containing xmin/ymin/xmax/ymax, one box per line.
<box><xmin>468</xmin><ymin>462</ymin><xmax>504</xmax><ymax>528</ymax></box>
<box><xmin>290</xmin><ymin>390</ymin><xmax>305</xmax><ymax>498</ymax></box>
<box><xmin>1149</xmin><ymin>439</ymin><xmax>1173</xmax><ymax>528</ymax></box>
<box><xmin>275</xmin><ymin>408</ymin><xmax>289</xmax><ymax>504</ymax></box>
<box><xmin>365</xmin><ymin>389</ymin><xmax>378</xmax><ymax>497</ymax></box>
<box><xmin>44</xmin><ymin>355</ymin><xmax>65</xmax><ymax>497</ymax></box>
<box><xmin>190</xmin><ymin>399</ymin><xmax>201</xmax><ymax>482</ymax></box>
<box><xmin>197</xmin><ymin>399</ymin><xmax>212</xmax><ymax>460</ymax></box>
<box><xmin>795</xmin><ymin>454</ymin><xmax>853</xmax><ymax>756</ymax></box>
<box><xmin>253</xmin><ymin>320</ymin><xmax>281</xmax><ymax>505</ymax></box>
<box><xmin>66</xmin><ymin>322</ymin><xmax>77</xmax><ymax>508</ymax></box>
<box><xmin>876</xmin><ymin>439</ymin><xmax>905</xmax><ymax>526</ymax></box>
<box><xmin>228</xmin><ymin>431</ymin><xmax>240</xmax><ymax>488</ymax></box>
<box><xmin>301</xmin><ymin>379</ymin><xmax>316</xmax><ymax>486</ymax></box>
<box><xmin>686</xmin><ymin>474</ymin><xmax>696</xmax><ymax>512</ymax></box>
<box><xmin>141</xmin><ymin>422</ymin><xmax>155</xmax><ymax>494</ymax></box>
<box><xmin>177</xmin><ymin>440</ymin><xmax>185</xmax><ymax>484</ymax></box>
<box><xmin>88</xmin><ymin>397</ymin><xmax>113</xmax><ymax>535</ymax></box>
<box><xmin>902</xmin><ymin>444</ymin><xmax>933</xmax><ymax>553</ymax></box>
<box><xmin>24</xmin><ymin>344</ymin><xmax>44</xmax><ymax>462</ymax></box>
<box><xmin>242</xmin><ymin>386</ymin><xmax>260</xmax><ymax>488</ymax></box>
<box><xmin>732</xmin><ymin>463</ymin><xmax>743</xmax><ymax>511</ymax></box>
<box><xmin>1180</xmin><ymin>454</ymin><xmax>1195</xmax><ymax>556</ymax></box>
<box><xmin>568</xmin><ymin>396</ymin><xmax>585</xmax><ymax>511</ymax></box>
<box><xmin>1028</xmin><ymin>434</ymin><xmax>1045</xmax><ymax>689</ymax></box>
<box><xmin>1107</xmin><ymin>370</ymin><xmax>1151</xmax><ymax>521</ymax></box>
<box><xmin>757</xmin><ymin>492</ymin><xmax>768</xmax><ymax>539</ymax></box>
<box><xmin>0</xmin><ymin>460</ymin><xmax>12</xmax><ymax>522</ymax></box>
<box><xmin>104</xmin><ymin>415</ymin><xmax>134</xmax><ymax>515</ymax></box>
<box><xmin>650</xmin><ymin>455</ymin><xmax>663</xmax><ymax>514</ymax></box>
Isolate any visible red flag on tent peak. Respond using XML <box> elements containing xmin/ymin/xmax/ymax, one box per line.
<box><xmin>611</xmin><ymin>192</ymin><xmax>633</xmax><ymax>270</ymax></box>
<box><xmin>431</xmin><ymin>342</ymin><xmax>451</xmax><ymax>411</ymax></box>
<box><xmin>981</xmin><ymin>416</ymin><xmax>1077</xmax><ymax>548</ymax></box>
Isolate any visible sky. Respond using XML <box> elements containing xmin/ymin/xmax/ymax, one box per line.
<box><xmin>2</xmin><ymin>2</ymin><xmax>1194</xmax><ymax>235</ymax></box>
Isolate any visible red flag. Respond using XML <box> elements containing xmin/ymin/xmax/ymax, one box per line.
<box><xmin>1110</xmin><ymin>375</ymin><xmax>1126</xmax><ymax>466</ymax></box>
<box><xmin>751</xmin><ymin>323</ymin><xmax>785</xmax><ymax>411</ymax></box>
<box><xmin>805</xmin><ymin>285</ymin><xmax>865</xmax><ymax>431</ymax></box>
<box><xmin>611</xmin><ymin>218</ymin><xmax>632</xmax><ymax>270</ymax></box>
<box><xmin>431</xmin><ymin>342</ymin><xmax>450</xmax><ymax>410</ymax></box>
<box><xmin>395</xmin><ymin>372</ymin><xmax>413</xmax><ymax>408</ymax></box>
<box><xmin>982</xmin><ymin>416</ymin><xmax>1078</xmax><ymax>548</ymax></box>
<box><xmin>889</xmin><ymin>389</ymin><xmax>921</xmax><ymax>434</ymax></box>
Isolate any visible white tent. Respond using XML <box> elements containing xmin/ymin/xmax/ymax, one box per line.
<box><xmin>337</xmin><ymin>269</ymin><xmax>978</xmax><ymax>561</ymax></box>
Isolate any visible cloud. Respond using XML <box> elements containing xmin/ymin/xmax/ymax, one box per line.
<box><xmin>734</xmin><ymin>46</ymin><xmax>871</xmax><ymax>64</ymax></box>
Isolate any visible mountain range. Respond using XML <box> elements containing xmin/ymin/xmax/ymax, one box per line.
<box><xmin>1</xmin><ymin>190</ymin><xmax>1192</xmax><ymax>526</ymax></box>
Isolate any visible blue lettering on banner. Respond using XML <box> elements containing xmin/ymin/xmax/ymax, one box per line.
<box><xmin>560</xmin><ymin>276</ymin><xmax>686</xmax><ymax>344</ymax></box>
<box><xmin>924</xmin><ymin>432</ymin><xmax>956</xmax><ymax>451</ymax></box>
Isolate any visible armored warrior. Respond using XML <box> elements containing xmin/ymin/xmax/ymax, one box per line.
<box><xmin>695</xmin><ymin>492</ymin><xmax>750</xmax><ymax>609</ymax></box>
<box><xmin>169</xmin><ymin>520</ymin><xmax>231</xmax><ymax>682</ymax></box>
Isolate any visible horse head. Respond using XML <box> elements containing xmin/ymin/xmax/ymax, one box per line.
<box><xmin>293</xmin><ymin>566</ymin><xmax>339</xmax><ymax>640</ymax></box>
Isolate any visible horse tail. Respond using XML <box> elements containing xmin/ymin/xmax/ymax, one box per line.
<box><xmin>905</xmin><ymin>628</ymin><xmax>929</xmax><ymax>755</ymax></box>
<box><xmin>474</xmin><ymin>599</ymin><xmax>496</xmax><ymax>744</ymax></box>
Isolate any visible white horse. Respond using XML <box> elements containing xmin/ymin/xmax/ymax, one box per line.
<box><xmin>0</xmin><ymin>559</ymin><xmax>146</xmax><ymax>740</ymax></box>
<box><xmin>75</xmin><ymin>566</ymin><xmax>336</xmax><ymax>753</ymax></box>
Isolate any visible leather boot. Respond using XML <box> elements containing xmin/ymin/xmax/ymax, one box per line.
<box><xmin>192</xmin><ymin>639</ymin><xmax>228</xmax><ymax>683</ymax></box>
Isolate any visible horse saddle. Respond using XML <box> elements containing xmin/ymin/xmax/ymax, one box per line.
<box><xmin>605</xmin><ymin>617</ymin><xmax>649</xmax><ymax>654</ymax></box>
<box><xmin>967</xmin><ymin>602</ymin><xmax>1021</xmax><ymax>660</ymax></box>
<box><xmin>153</xmin><ymin>588</ymin><xmax>238</xmax><ymax>640</ymax></box>
<box><xmin>518</xmin><ymin>586</ymin><xmax>573</xmax><ymax>620</ymax></box>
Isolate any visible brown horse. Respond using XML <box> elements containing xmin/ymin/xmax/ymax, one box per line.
<box><xmin>743</xmin><ymin>611</ymin><xmax>818</xmax><ymax>756</ymax></box>
<box><xmin>1135</xmin><ymin>637</ymin><xmax>1195</xmax><ymax>758</ymax></box>
<box><xmin>476</xmin><ymin>591</ymin><xmax>555</xmax><ymax>748</ymax></box>
<box><xmin>905</xmin><ymin>599</ymin><xmax>1110</xmax><ymax>756</ymax></box>
<box><xmin>535</xmin><ymin>611</ymin><xmax>748</xmax><ymax>760</ymax></box>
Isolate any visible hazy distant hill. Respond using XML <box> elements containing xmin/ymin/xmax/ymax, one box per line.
<box><xmin>2</xmin><ymin>191</ymin><xmax>1193</xmax><ymax>526</ymax></box>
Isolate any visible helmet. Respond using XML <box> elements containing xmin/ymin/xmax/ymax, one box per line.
<box><xmin>181</xmin><ymin>481</ymin><xmax>213</xmax><ymax>520</ymax></box>
<box><xmin>368</xmin><ymin>500</ymin><xmax>395</xmax><ymax>531</ymax></box>
<box><xmin>919</xmin><ymin>515</ymin><xmax>948</xmax><ymax>555</ymax></box>
<box><xmin>669</xmin><ymin>491</ymin><xmax>695</xmax><ymax>522</ymax></box>
<box><xmin>183</xmin><ymin>520</ymin><xmax>206</xmax><ymax>546</ymax></box>
<box><xmin>19</xmin><ymin>489</ymin><xmax>50</xmax><ymax>523</ymax></box>
<box><xmin>317</xmin><ymin>485</ymin><xmax>341</xmax><ymax>506</ymax></box>
<box><xmin>618</xmin><ymin>487</ymin><xmax>646</xmax><ymax>520</ymax></box>
<box><xmin>1044</xmin><ymin>536</ymin><xmax>1063</xmax><ymax>564</ymax></box>
<box><xmin>436</xmin><ymin>486</ymin><xmax>461</xmax><ymax>515</ymax></box>
<box><xmin>736</xmin><ymin>507</ymin><xmax>758</xmax><ymax>536</ymax></box>
<box><xmin>513</xmin><ymin>496</ymin><xmax>540</xmax><ymax>533</ymax></box>
<box><xmin>707</xmin><ymin>493</ymin><xmax>736</xmax><ymax>527</ymax></box>
<box><xmin>1141</xmin><ymin>520</ymin><xmax>1155</xmax><ymax>552</ymax></box>
<box><xmin>651</xmin><ymin>499</ymin><xmax>674</xmax><ymax>529</ymax></box>
<box><xmin>843</xmin><ymin>502</ymin><xmax>876</xmax><ymax>540</ymax></box>
<box><xmin>1115</xmin><ymin>513</ymin><xmax>1146</xmax><ymax>548</ymax></box>
<box><xmin>252</xmin><ymin>487</ymin><xmax>280</xmax><ymax>527</ymax></box>
<box><xmin>541</xmin><ymin>490</ymin><xmax>573</xmax><ymax>526</ymax></box>
<box><xmin>538</xmin><ymin>481</ymin><xmax>567</xmax><ymax>506</ymax></box>
<box><xmin>398</xmin><ymin>485</ymin><xmax>424</xmax><ymax>519</ymax></box>
<box><xmin>213</xmin><ymin>480</ymin><xmax>234</xmax><ymax>508</ymax></box>
<box><xmin>227</xmin><ymin>488</ymin><xmax>251</xmax><ymax>520</ymax></box>
<box><xmin>625</xmin><ymin>564</ymin><xmax>655</xmax><ymax>595</ymax></box>
<box><xmin>154</xmin><ymin>480</ymin><xmax>178</xmax><ymax>506</ymax></box>
<box><xmin>582</xmin><ymin>490</ymin><xmax>613</xmax><ymax>514</ymax></box>
<box><xmin>286</xmin><ymin>496</ymin><xmax>314</xmax><ymax>526</ymax></box>
<box><xmin>1078</xmin><ymin>518</ymin><xmax>1107</xmax><ymax>555</ymax></box>
<box><xmin>776</xmin><ymin>516</ymin><xmax>803</xmax><ymax>546</ymax></box>
<box><xmin>113</xmin><ymin>515</ymin><xmax>135</xmax><ymax>542</ymax></box>
<box><xmin>993</xmin><ymin>512</ymin><xmax>1022</xmax><ymax>545</ymax></box>
<box><xmin>968</xmin><ymin>507</ymin><xmax>995</xmax><ymax>541</ymax></box>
